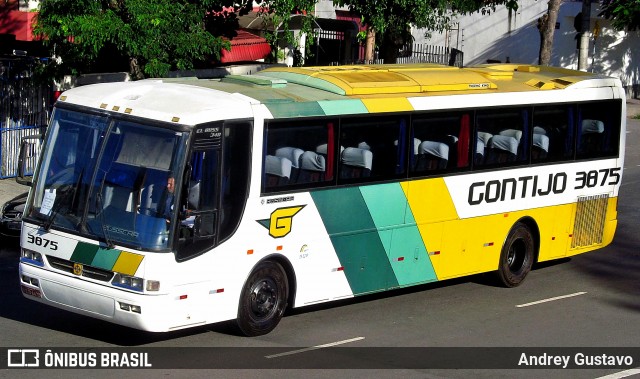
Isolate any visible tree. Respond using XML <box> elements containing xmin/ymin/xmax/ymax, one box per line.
<box><xmin>536</xmin><ymin>0</ymin><xmax>561</xmax><ymax>65</ymax></box>
<box><xmin>600</xmin><ymin>0</ymin><xmax>640</xmax><ymax>31</ymax></box>
<box><xmin>333</xmin><ymin>0</ymin><xmax>518</xmax><ymax>63</ymax></box>
<box><xmin>34</xmin><ymin>0</ymin><xmax>316</xmax><ymax>79</ymax></box>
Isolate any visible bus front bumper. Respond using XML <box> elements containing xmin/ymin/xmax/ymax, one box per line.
<box><xmin>18</xmin><ymin>262</ymin><xmax>227</xmax><ymax>332</ymax></box>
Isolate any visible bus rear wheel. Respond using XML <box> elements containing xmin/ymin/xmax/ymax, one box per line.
<box><xmin>237</xmin><ymin>260</ymin><xmax>289</xmax><ymax>336</ymax></box>
<box><xmin>495</xmin><ymin>222</ymin><xmax>534</xmax><ymax>288</ymax></box>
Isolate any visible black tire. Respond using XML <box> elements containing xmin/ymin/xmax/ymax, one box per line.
<box><xmin>237</xmin><ymin>260</ymin><xmax>289</xmax><ymax>336</ymax></box>
<box><xmin>495</xmin><ymin>222</ymin><xmax>534</xmax><ymax>288</ymax></box>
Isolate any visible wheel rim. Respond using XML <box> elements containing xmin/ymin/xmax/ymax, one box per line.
<box><xmin>507</xmin><ymin>238</ymin><xmax>527</xmax><ymax>273</ymax></box>
<box><xmin>250</xmin><ymin>278</ymin><xmax>278</xmax><ymax>319</ymax></box>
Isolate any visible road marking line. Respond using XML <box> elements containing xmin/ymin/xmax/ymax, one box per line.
<box><xmin>516</xmin><ymin>292</ymin><xmax>587</xmax><ymax>308</ymax></box>
<box><xmin>594</xmin><ymin>368</ymin><xmax>640</xmax><ymax>379</ymax></box>
<box><xmin>265</xmin><ymin>336</ymin><xmax>365</xmax><ymax>359</ymax></box>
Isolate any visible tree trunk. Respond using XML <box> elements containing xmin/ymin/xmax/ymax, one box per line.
<box><xmin>364</xmin><ymin>27</ymin><xmax>375</xmax><ymax>63</ymax></box>
<box><xmin>578</xmin><ymin>0</ymin><xmax>592</xmax><ymax>71</ymax></box>
<box><xmin>538</xmin><ymin>0</ymin><xmax>561</xmax><ymax>65</ymax></box>
<box><xmin>129</xmin><ymin>57</ymin><xmax>145</xmax><ymax>80</ymax></box>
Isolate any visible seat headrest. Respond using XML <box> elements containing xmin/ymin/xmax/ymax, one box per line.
<box><xmin>419</xmin><ymin>141</ymin><xmax>449</xmax><ymax>160</ymax></box>
<box><xmin>489</xmin><ymin>135</ymin><xmax>518</xmax><ymax>155</ymax></box>
<box><xmin>265</xmin><ymin>155</ymin><xmax>292</xmax><ymax>178</ymax></box>
<box><xmin>341</xmin><ymin>147</ymin><xmax>373</xmax><ymax>169</ymax></box>
<box><xmin>300</xmin><ymin>151</ymin><xmax>326</xmax><ymax>172</ymax></box>
<box><xmin>275</xmin><ymin>147</ymin><xmax>304</xmax><ymax>168</ymax></box>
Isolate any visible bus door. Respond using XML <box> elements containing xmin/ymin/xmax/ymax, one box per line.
<box><xmin>176</xmin><ymin>121</ymin><xmax>252</xmax><ymax>260</ymax></box>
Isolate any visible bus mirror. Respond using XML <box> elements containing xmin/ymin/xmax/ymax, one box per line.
<box><xmin>194</xmin><ymin>212</ymin><xmax>216</xmax><ymax>238</ymax></box>
<box><xmin>16</xmin><ymin>134</ymin><xmax>43</xmax><ymax>187</ymax></box>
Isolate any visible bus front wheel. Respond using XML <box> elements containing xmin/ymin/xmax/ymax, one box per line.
<box><xmin>237</xmin><ymin>260</ymin><xmax>289</xmax><ymax>336</ymax></box>
<box><xmin>495</xmin><ymin>222</ymin><xmax>534</xmax><ymax>288</ymax></box>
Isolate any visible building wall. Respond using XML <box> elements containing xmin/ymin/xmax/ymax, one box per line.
<box><xmin>413</xmin><ymin>0</ymin><xmax>639</xmax><ymax>97</ymax></box>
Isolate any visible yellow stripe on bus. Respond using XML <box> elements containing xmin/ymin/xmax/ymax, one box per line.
<box><xmin>402</xmin><ymin>177</ymin><xmax>618</xmax><ymax>280</ymax></box>
<box><xmin>361</xmin><ymin>98</ymin><xmax>414</xmax><ymax>113</ymax></box>
<box><xmin>112</xmin><ymin>251</ymin><xmax>144</xmax><ymax>276</ymax></box>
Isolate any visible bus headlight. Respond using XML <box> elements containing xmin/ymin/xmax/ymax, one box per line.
<box><xmin>112</xmin><ymin>273</ymin><xmax>144</xmax><ymax>292</ymax></box>
<box><xmin>21</xmin><ymin>249</ymin><xmax>44</xmax><ymax>266</ymax></box>
<box><xmin>146</xmin><ymin>280</ymin><xmax>160</xmax><ymax>291</ymax></box>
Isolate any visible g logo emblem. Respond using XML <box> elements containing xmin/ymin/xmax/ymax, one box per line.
<box><xmin>257</xmin><ymin>205</ymin><xmax>305</xmax><ymax>238</ymax></box>
<box><xmin>73</xmin><ymin>262</ymin><xmax>83</xmax><ymax>276</ymax></box>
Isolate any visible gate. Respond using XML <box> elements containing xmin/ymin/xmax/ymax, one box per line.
<box><xmin>396</xmin><ymin>43</ymin><xmax>464</xmax><ymax>67</ymax></box>
<box><xmin>0</xmin><ymin>56</ymin><xmax>51</xmax><ymax>178</ymax></box>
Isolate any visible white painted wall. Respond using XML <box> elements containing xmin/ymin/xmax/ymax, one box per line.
<box><xmin>412</xmin><ymin>0</ymin><xmax>639</xmax><ymax>97</ymax></box>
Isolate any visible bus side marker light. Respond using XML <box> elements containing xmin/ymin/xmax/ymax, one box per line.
<box><xmin>569</xmin><ymin>234</ymin><xmax>573</xmax><ymax>238</ymax></box>
<box><xmin>504</xmin><ymin>213</ymin><xmax>509</xmax><ymax>217</ymax></box>
<box><xmin>247</xmin><ymin>249</ymin><xmax>254</xmax><ymax>255</ymax></box>
<box><xmin>209</xmin><ymin>288</ymin><xmax>225</xmax><ymax>294</ymax></box>
<box><xmin>396</xmin><ymin>257</ymin><xmax>405</xmax><ymax>262</ymax></box>
<box><xmin>552</xmin><ymin>237</ymin><xmax>556</xmax><ymax>240</ymax></box>
<box><xmin>483</xmin><ymin>242</ymin><xmax>494</xmax><ymax>247</ymax></box>
<box><xmin>276</xmin><ymin>245</ymin><xmax>283</xmax><ymax>251</ymax></box>
<box><xmin>179</xmin><ymin>295</ymin><xmax>188</xmax><ymax>300</ymax></box>
<box><xmin>428</xmin><ymin>251</ymin><xmax>440</xmax><ymax>256</ymax></box>
<box><xmin>332</xmin><ymin>267</ymin><xmax>344</xmax><ymax>272</ymax></box>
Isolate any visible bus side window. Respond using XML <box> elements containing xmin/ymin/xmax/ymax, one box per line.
<box><xmin>531</xmin><ymin>105</ymin><xmax>574</xmax><ymax>162</ymax></box>
<box><xmin>263</xmin><ymin>120</ymin><xmax>336</xmax><ymax>192</ymax></box>
<box><xmin>475</xmin><ymin>108</ymin><xmax>529</xmax><ymax>167</ymax></box>
<box><xmin>411</xmin><ymin>112</ymin><xmax>470</xmax><ymax>176</ymax></box>
<box><xmin>339</xmin><ymin>116</ymin><xmax>406</xmax><ymax>183</ymax></box>
<box><xmin>577</xmin><ymin>101</ymin><xmax>621</xmax><ymax>159</ymax></box>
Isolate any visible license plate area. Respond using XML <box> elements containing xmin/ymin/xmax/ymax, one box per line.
<box><xmin>21</xmin><ymin>284</ymin><xmax>42</xmax><ymax>298</ymax></box>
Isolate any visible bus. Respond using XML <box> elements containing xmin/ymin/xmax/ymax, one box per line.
<box><xmin>18</xmin><ymin>64</ymin><xmax>625</xmax><ymax>336</ymax></box>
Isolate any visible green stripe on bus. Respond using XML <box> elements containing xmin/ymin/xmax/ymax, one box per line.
<box><xmin>91</xmin><ymin>248</ymin><xmax>122</xmax><ymax>271</ymax></box>
<box><xmin>318</xmin><ymin>99</ymin><xmax>369</xmax><ymax>115</ymax></box>
<box><xmin>70</xmin><ymin>241</ymin><xmax>99</xmax><ymax>265</ymax></box>
<box><xmin>264</xmin><ymin>101</ymin><xmax>326</xmax><ymax>118</ymax></box>
<box><xmin>311</xmin><ymin>187</ymin><xmax>399</xmax><ymax>295</ymax></box>
<box><xmin>360</xmin><ymin>184</ymin><xmax>438</xmax><ymax>286</ymax></box>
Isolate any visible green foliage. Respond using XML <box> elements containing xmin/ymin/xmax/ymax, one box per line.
<box><xmin>600</xmin><ymin>0</ymin><xmax>640</xmax><ymax>31</ymax></box>
<box><xmin>34</xmin><ymin>0</ymin><xmax>254</xmax><ymax>79</ymax></box>
<box><xmin>253</xmin><ymin>0</ymin><xmax>318</xmax><ymax>64</ymax></box>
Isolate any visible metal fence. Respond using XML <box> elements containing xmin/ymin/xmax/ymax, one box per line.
<box><xmin>0</xmin><ymin>57</ymin><xmax>51</xmax><ymax>178</ymax></box>
<box><xmin>396</xmin><ymin>43</ymin><xmax>464</xmax><ymax>67</ymax></box>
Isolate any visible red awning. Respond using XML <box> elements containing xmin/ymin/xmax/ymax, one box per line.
<box><xmin>0</xmin><ymin>11</ymin><xmax>37</xmax><ymax>41</ymax></box>
<box><xmin>220</xmin><ymin>30</ymin><xmax>271</xmax><ymax>63</ymax></box>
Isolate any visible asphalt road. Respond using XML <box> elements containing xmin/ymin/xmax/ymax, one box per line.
<box><xmin>0</xmin><ymin>107</ymin><xmax>639</xmax><ymax>379</ymax></box>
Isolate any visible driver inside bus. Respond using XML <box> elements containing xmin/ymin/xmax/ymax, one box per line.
<box><xmin>156</xmin><ymin>176</ymin><xmax>195</xmax><ymax>234</ymax></box>
<box><xmin>157</xmin><ymin>176</ymin><xmax>175</xmax><ymax>224</ymax></box>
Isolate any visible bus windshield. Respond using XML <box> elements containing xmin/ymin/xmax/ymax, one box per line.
<box><xmin>26</xmin><ymin>108</ymin><xmax>189</xmax><ymax>251</ymax></box>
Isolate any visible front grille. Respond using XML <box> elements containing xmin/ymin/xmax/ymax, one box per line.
<box><xmin>571</xmin><ymin>194</ymin><xmax>609</xmax><ymax>248</ymax></box>
<box><xmin>46</xmin><ymin>256</ymin><xmax>114</xmax><ymax>282</ymax></box>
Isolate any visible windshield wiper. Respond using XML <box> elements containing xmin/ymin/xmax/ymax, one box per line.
<box><xmin>94</xmin><ymin>174</ymin><xmax>116</xmax><ymax>249</ymax></box>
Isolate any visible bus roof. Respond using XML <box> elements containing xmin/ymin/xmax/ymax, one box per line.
<box><xmin>57</xmin><ymin>64</ymin><xmax>621</xmax><ymax>124</ymax></box>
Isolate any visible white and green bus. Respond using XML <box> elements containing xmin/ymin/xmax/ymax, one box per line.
<box><xmin>18</xmin><ymin>64</ymin><xmax>625</xmax><ymax>335</ymax></box>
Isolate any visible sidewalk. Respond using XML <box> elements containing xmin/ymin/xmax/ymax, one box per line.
<box><xmin>0</xmin><ymin>177</ymin><xmax>28</xmax><ymax>206</ymax></box>
<box><xmin>1</xmin><ymin>99</ymin><xmax>639</xmax><ymax>206</ymax></box>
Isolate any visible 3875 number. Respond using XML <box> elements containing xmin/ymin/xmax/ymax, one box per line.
<box><xmin>26</xmin><ymin>234</ymin><xmax>58</xmax><ymax>250</ymax></box>
<box><xmin>575</xmin><ymin>167</ymin><xmax>621</xmax><ymax>189</ymax></box>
